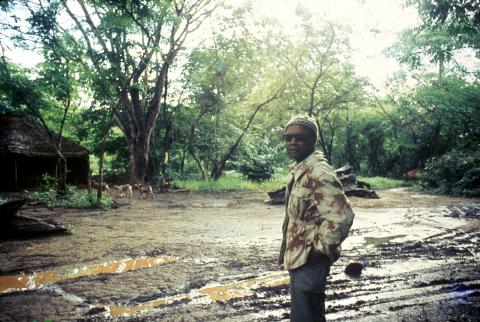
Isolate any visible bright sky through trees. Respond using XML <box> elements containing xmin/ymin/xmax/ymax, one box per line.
<box><xmin>223</xmin><ymin>0</ymin><xmax>420</xmax><ymax>90</ymax></box>
<box><xmin>2</xmin><ymin>0</ymin><xmax>419</xmax><ymax>91</ymax></box>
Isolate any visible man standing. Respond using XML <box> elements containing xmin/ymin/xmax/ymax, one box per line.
<box><xmin>279</xmin><ymin>114</ymin><xmax>355</xmax><ymax>322</ymax></box>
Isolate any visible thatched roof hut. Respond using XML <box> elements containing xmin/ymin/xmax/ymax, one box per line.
<box><xmin>0</xmin><ymin>113</ymin><xmax>89</xmax><ymax>190</ymax></box>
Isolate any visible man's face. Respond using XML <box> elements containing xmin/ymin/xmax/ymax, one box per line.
<box><xmin>284</xmin><ymin>124</ymin><xmax>315</xmax><ymax>162</ymax></box>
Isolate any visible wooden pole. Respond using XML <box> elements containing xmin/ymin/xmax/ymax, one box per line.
<box><xmin>14</xmin><ymin>158</ymin><xmax>18</xmax><ymax>187</ymax></box>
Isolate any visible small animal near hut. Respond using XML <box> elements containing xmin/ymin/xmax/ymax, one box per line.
<box><xmin>112</xmin><ymin>184</ymin><xmax>133</xmax><ymax>198</ymax></box>
<box><xmin>91</xmin><ymin>181</ymin><xmax>111</xmax><ymax>196</ymax></box>
<box><xmin>133</xmin><ymin>184</ymin><xmax>154</xmax><ymax>199</ymax></box>
<box><xmin>404</xmin><ymin>168</ymin><xmax>422</xmax><ymax>180</ymax></box>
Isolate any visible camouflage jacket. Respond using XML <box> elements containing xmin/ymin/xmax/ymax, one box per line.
<box><xmin>278</xmin><ymin>151</ymin><xmax>355</xmax><ymax>270</ymax></box>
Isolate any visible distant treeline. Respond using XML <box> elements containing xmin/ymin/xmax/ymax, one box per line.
<box><xmin>0</xmin><ymin>0</ymin><xmax>478</xmax><ymax>196</ymax></box>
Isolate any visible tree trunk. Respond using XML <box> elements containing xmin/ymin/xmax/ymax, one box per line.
<box><xmin>128</xmin><ymin>139</ymin><xmax>149</xmax><ymax>184</ymax></box>
<box><xmin>318</xmin><ymin>128</ymin><xmax>332</xmax><ymax>163</ymax></box>
<box><xmin>160</xmin><ymin>68</ymin><xmax>171</xmax><ymax>179</ymax></box>
<box><xmin>345</xmin><ymin>121</ymin><xmax>359</xmax><ymax>173</ymax></box>
<box><xmin>430</xmin><ymin>122</ymin><xmax>442</xmax><ymax>157</ymax></box>
<box><xmin>55</xmin><ymin>0</ymin><xmax>216</xmax><ymax>189</ymax></box>
<box><xmin>211</xmin><ymin>161</ymin><xmax>222</xmax><ymax>180</ymax></box>
<box><xmin>97</xmin><ymin>152</ymin><xmax>105</xmax><ymax>202</ymax></box>
<box><xmin>56</xmin><ymin>155</ymin><xmax>67</xmax><ymax>196</ymax></box>
<box><xmin>97</xmin><ymin>108</ymin><xmax>116</xmax><ymax>203</ymax></box>
<box><xmin>180</xmin><ymin>146</ymin><xmax>187</xmax><ymax>176</ymax></box>
<box><xmin>188</xmin><ymin>126</ymin><xmax>209</xmax><ymax>180</ymax></box>
<box><xmin>25</xmin><ymin>103</ymin><xmax>70</xmax><ymax>197</ymax></box>
<box><xmin>438</xmin><ymin>55</ymin><xmax>444</xmax><ymax>87</ymax></box>
<box><xmin>188</xmin><ymin>111</ymin><xmax>209</xmax><ymax>180</ymax></box>
<box><xmin>56</xmin><ymin>99</ymin><xmax>71</xmax><ymax>196</ymax></box>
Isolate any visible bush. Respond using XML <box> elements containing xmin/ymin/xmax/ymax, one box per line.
<box><xmin>30</xmin><ymin>174</ymin><xmax>112</xmax><ymax>208</ymax></box>
<box><xmin>357</xmin><ymin>176</ymin><xmax>411</xmax><ymax>190</ymax></box>
<box><xmin>455</xmin><ymin>167</ymin><xmax>480</xmax><ymax>196</ymax></box>
<box><xmin>30</xmin><ymin>186</ymin><xmax>113</xmax><ymax>208</ymax></box>
<box><xmin>39</xmin><ymin>174</ymin><xmax>58</xmax><ymax>192</ymax></box>
<box><xmin>239</xmin><ymin>158</ymin><xmax>275</xmax><ymax>181</ymax></box>
<box><xmin>422</xmin><ymin>149</ymin><xmax>480</xmax><ymax>197</ymax></box>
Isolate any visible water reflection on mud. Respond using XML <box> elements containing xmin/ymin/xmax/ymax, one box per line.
<box><xmin>102</xmin><ymin>271</ymin><xmax>289</xmax><ymax>317</ymax></box>
<box><xmin>363</xmin><ymin>235</ymin><xmax>407</xmax><ymax>246</ymax></box>
<box><xmin>1</xmin><ymin>202</ymin><xmax>479</xmax><ymax>321</ymax></box>
<box><xmin>0</xmin><ymin>256</ymin><xmax>174</xmax><ymax>294</ymax></box>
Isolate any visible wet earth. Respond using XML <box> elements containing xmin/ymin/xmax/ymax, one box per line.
<box><xmin>0</xmin><ymin>188</ymin><xmax>479</xmax><ymax>321</ymax></box>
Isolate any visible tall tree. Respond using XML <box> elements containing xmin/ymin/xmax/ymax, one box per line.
<box><xmin>181</xmin><ymin>7</ymin><xmax>285</xmax><ymax>179</ymax></box>
<box><xmin>5</xmin><ymin>0</ymin><xmax>216</xmax><ymax>183</ymax></box>
<box><xmin>279</xmin><ymin>13</ymin><xmax>366</xmax><ymax>163</ymax></box>
<box><xmin>0</xmin><ymin>55</ymin><xmax>74</xmax><ymax>194</ymax></box>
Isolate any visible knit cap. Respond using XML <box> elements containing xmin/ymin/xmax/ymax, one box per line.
<box><xmin>285</xmin><ymin>114</ymin><xmax>319</xmax><ymax>142</ymax></box>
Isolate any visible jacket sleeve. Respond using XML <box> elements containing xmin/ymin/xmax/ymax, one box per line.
<box><xmin>310</xmin><ymin>171</ymin><xmax>355</xmax><ymax>260</ymax></box>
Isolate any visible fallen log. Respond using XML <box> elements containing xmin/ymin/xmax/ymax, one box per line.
<box><xmin>344</xmin><ymin>187</ymin><xmax>379</xmax><ymax>199</ymax></box>
<box><xmin>265</xmin><ymin>165</ymin><xmax>379</xmax><ymax>204</ymax></box>
<box><xmin>356</xmin><ymin>180</ymin><xmax>371</xmax><ymax>189</ymax></box>
<box><xmin>338</xmin><ymin>174</ymin><xmax>357</xmax><ymax>186</ymax></box>
<box><xmin>267</xmin><ymin>187</ymin><xmax>286</xmax><ymax>205</ymax></box>
<box><xmin>334</xmin><ymin>164</ymin><xmax>354</xmax><ymax>177</ymax></box>
<box><xmin>0</xmin><ymin>199</ymin><xmax>70</xmax><ymax>239</ymax></box>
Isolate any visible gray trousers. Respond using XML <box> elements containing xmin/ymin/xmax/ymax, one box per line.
<box><xmin>289</xmin><ymin>257</ymin><xmax>330</xmax><ymax>322</ymax></box>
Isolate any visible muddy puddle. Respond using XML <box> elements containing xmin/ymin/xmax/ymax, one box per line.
<box><xmin>0</xmin><ymin>256</ymin><xmax>174</xmax><ymax>294</ymax></box>
<box><xmin>97</xmin><ymin>271</ymin><xmax>290</xmax><ymax>318</ymax></box>
<box><xmin>0</xmin><ymin>190</ymin><xmax>479</xmax><ymax>321</ymax></box>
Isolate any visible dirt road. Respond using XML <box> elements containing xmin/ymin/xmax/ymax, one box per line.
<box><xmin>1</xmin><ymin>188</ymin><xmax>479</xmax><ymax>321</ymax></box>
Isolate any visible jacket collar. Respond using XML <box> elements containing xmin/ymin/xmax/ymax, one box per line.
<box><xmin>288</xmin><ymin>151</ymin><xmax>326</xmax><ymax>182</ymax></box>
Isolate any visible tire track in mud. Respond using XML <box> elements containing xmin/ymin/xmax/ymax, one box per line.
<box><xmin>217</xmin><ymin>224</ymin><xmax>480</xmax><ymax>322</ymax></box>
<box><xmin>2</xmin><ymin>199</ymin><xmax>479</xmax><ymax>321</ymax></box>
<box><xmin>122</xmin><ymin>221</ymin><xmax>479</xmax><ymax>322</ymax></box>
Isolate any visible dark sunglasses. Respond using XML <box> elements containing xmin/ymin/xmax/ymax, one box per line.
<box><xmin>283</xmin><ymin>133</ymin><xmax>310</xmax><ymax>142</ymax></box>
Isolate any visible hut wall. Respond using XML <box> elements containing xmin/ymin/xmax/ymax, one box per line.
<box><xmin>0</xmin><ymin>154</ymin><xmax>16</xmax><ymax>190</ymax></box>
<box><xmin>17</xmin><ymin>154</ymin><xmax>57</xmax><ymax>187</ymax></box>
<box><xmin>0</xmin><ymin>153</ymin><xmax>89</xmax><ymax>190</ymax></box>
<box><xmin>66</xmin><ymin>156</ymin><xmax>89</xmax><ymax>185</ymax></box>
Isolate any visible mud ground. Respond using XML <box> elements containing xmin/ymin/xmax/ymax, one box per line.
<box><xmin>0</xmin><ymin>188</ymin><xmax>479</xmax><ymax>321</ymax></box>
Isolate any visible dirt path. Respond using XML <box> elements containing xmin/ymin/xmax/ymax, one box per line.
<box><xmin>0</xmin><ymin>188</ymin><xmax>479</xmax><ymax>321</ymax></box>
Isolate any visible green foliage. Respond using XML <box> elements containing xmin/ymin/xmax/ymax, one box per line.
<box><xmin>178</xmin><ymin>17</ymin><xmax>287</xmax><ymax>179</ymax></box>
<box><xmin>173</xmin><ymin>171</ymin><xmax>288</xmax><ymax>192</ymax></box>
<box><xmin>31</xmin><ymin>318</ymin><xmax>55</xmax><ymax>322</ymax></box>
<box><xmin>0</xmin><ymin>196</ymin><xmax>7</xmax><ymax>205</ymax></box>
<box><xmin>422</xmin><ymin>149</ymin><xmax>480</xmax><ymax>196</ymax></box>
<box><xmin>408</xmin><ymin>0</ymin><xmax>480</xmax><ymax>51</ymax></box>
<box><xmin>2</xmin><ymin>1</ymin><xmax>479</xmax><ymax>198</ymax></box>
<box><xmin>0</xmin><ymin>59</ymin><xmax>44</xmax><ymax>114</ymax></box>
<box><xmin>30</xmin><ymin>175</ymin><xmax>112</xmax><ymax>208</ymax></box>
<box><xmin>38</xmin><ymin>174</ymin><xmax>58</xmax><ymax>192</ymax></box>
<box><xmin>397</xmin><ymin>1</ymin><xmax>480</xmax><ymax>71</ymax></box>
<box><xmin>358</xmin><ymin>176</ymin><xmax>412</xmax><ymax>190</ymax></box>
<box><xmin>361</xmin><ymin>120</ymin><xmax>386</xmax><ymax>175</ymax></box>
<box><xmin>239</xmin><ymin>159</ymin><xmax>274</xmax><ymax>181</ymax></box>
<box><xmin>236</xmin><ymin>133</ymin><xmax>283</xmax><ymax>181</ymax></box>
<box><xmin>30</xmin><ymin>187</ymin><xmax>112</xmax><ymax>209</ymax></box>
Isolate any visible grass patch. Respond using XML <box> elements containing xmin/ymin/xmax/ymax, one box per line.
<box><xmin>27</xmin><ymin>174</ymin><xmax>112</xmax><ymax>209</ymax></box>
<box><xmin>29</xmin><ymin>186</ymin><xmax>112</xmax><ymax>208</ymax></box>
<box><xmin>174</xmin><ymin>173</ymin><xmax>414</xmax><ymax>192</ymax></box>
<box><xmin>358</xmin><ymin>176</ymin><xmax>412</xmax><ymax>190</ymax></box>
<box><xmin>173</xmin><ymin>171</ymin><xmax>288</xmax><ymax>192</ymax></box>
